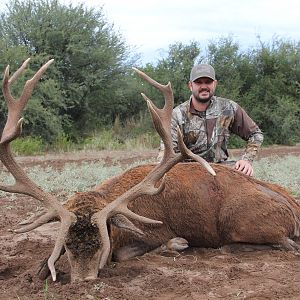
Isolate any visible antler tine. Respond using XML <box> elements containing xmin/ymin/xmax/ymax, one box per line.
<box><xmin>0</xmin><ymin>59</ymin><xmax>77</xmax><ymax>281</ymax></box>
<box><xmin>133</xmin><ymin>68</ymin><xmax>216</xmax><ymax>175</ymax></box>
<box><xmin>1</xmin><ymin>58</ymin><xmax>54</xmax><ymax>144</ymax></box>
<box><xmin>176</xmin><ymin>127</ymin><xmax>216</xmax><ymax>176</ymax></box>
<box><xmin>132</xmin><ymin>67</ymin><xmax>174</xmax><ymax>158</ymax></box>
<box><xmin>7</xmin><ymin>58</ymin><xmax>31</xmax><ymax>85</ymax></box>
<box><xmin>132</xmin><ymin>68</ymin><xmax>216</xmax><ymax>177</ymax></box>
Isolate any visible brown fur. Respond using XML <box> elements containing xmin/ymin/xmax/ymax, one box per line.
<box><xmin>63</xmin><ymin>162</ymin><xmax>300</xmax><ymax>265</ymax></box>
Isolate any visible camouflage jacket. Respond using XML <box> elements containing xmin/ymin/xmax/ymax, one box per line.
<box><xmin>159</xmin><ymin>96</ymin><xmax>263</xmax><ymax>163</ymax></box>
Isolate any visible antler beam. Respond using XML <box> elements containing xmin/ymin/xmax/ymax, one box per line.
<box><xmin>0</xmin><ymin>59</ymin><xmax>76</xmax><ymax>281</ymax></box>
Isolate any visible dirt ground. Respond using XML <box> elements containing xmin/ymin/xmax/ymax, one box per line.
<box><xmin>1</xmin><ymin>146</ymin><xmax>300</xmax><ymax>300</ymax></box>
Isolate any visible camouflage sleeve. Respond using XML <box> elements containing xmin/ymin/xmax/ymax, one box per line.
<box><xmin>241</xmin><ymin>131</ymin><xmax>264</xmax><ymax>163</ymax></box>
<box><xmin>231</xmin><ymin>106</ymin><xmax>264</xmax><ymax>163</ymax></box>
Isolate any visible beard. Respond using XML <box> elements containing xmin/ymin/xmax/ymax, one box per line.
<box><xmin>192</xmin><ymin>89</ymin><xmax>214</xmax><ymax>104</ymax></box>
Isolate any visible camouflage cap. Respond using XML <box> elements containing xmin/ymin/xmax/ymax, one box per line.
<box><xmin>190</xmin><ymin>64</ymin><xmax>216</xmax><ymax>82</ymax></box>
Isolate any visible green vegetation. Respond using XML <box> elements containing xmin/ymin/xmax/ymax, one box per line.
<box><xmin>11</xmin><ymin>136</ymin><xmax>45</xmax><ymax>155</ymax></box>
<box><xmin>43</xmin><ymin>279</ymin><xmax>49</xmax><ymax>300</ymax></box>
<box><xmin>10</xmin><ymin>113</ymin><xmax>161</xmax><ymax>155</ymax></box>
<box><xmin>0</xmin><ymin>0</ymin><xmax>299</xmax><ymax>150</ymax></box>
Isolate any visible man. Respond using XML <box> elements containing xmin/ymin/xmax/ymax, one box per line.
<box><xmin>158</xmin><ymin>64</ymin><xmax>263</xmax><ymax>176</ymax></box>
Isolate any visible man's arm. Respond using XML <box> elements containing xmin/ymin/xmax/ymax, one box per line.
<box><xmin>241</xmin><ymin>131</ymin><xmax>264</xmax><ymax>163</ymax></box>
<box><xmin>231</xmin><ymin>105</ymin><xmax>264</xmax><ymax>175</ymax></box>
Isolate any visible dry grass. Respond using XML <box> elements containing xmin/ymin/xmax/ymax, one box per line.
<box><xmin>0</xmin><ymin>155</ymin><xmax>299</xmax><ymax>199</ymax></box>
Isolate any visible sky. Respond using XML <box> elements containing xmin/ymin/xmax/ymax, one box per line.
<box><xmin>1</xmin><ymin>0</ymin><xmax>300</xmax><ymax>64</ymax></box>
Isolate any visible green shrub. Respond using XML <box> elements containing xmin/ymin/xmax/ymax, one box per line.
<box><xmin>124</xmin><ymin>132</ymin><xmax>160</xmax><ymax>150</ymax></box>
<box><xmin>83</xmin><ymin>130</ymin><xmax>125</xmax><ymax>151</ymax></box>
<box><xmin>11</xmin><ymin>136</ymin><xmax>44</xmax><ymax>155</ymax></box>
<box><xmin>51</xmin><ymin>133</ymin><xmax>76</xmax><ymax>153</ymax></box>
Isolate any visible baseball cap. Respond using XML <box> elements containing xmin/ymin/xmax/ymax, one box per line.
<box><xmin>190</xmin><ymin>64</ymin><xmax>216</xmax><ymax>82</ymax></box>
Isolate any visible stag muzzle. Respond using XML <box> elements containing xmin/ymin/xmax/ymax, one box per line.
<box><xmin>65</xmin><ymin>247</ymin><xmax>102</xmax><ymax>281</ymax></box>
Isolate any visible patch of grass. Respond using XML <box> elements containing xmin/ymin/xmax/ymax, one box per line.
<box><xmin>1</xmin><ymin>155</ymin><xmax>299</xmax><ymax>199</ymax></box>
<box><xmin>6</xmin><ymin>112</ymin><xmax>161</xmax><ymax>155</ymax></box>
<box><xmin>11</xmin><ymin>136</ymin><xmax>44</xmax><ymax>155</ymax></box>
<box><xmin>44</xmin><ymin>279</ymin><xmax>49</xmax><ymax>300</ymax></box>
<box><xmin>123</xmin><ymin>132</ymin><xmax>160</xmax><ymax>150</ymax></box>
<box><xmin>82</xmin><ymin>130</ymin><xmax>160</xmax><ymax>151</ymax></box>
<box><xmin>82</xmin><ymin>113</ymin><xmax>160</xmax><ymax>151</ymax></box>
<box><xmin>253</xmin><ymin>155</ymin><xmax>300</xmax><ymax>196</ymax></box>
<box><xmin>51</xmin><ymin>133</ymin><xmax>76</xmax><ymax>153</ymax></box>
<box><xmin>0</xmin><ymin>161</ymin><xmax>123</xmax><ymax>199</ymax></box>
<box><xmin>29</xmin><ymin>162</ymin><xmax>123</xmax><ymax>195</ymax></box>
<box><xmin>83</xmin><ymin>130</ymin><xmax>160</xmax><ymax>151</ymax></box>
<box><xmin>83</xmin><ymin>130</ymin><xmax>125</xmax><ymax>151</ymax></box>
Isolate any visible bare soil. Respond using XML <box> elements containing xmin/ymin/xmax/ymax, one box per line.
<box><xmin>1</xmin><ymin>146</ymin><xmax>300</xmax><ymax>300</ymax></box>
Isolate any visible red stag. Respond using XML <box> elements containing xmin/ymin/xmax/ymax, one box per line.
<box><xmin>1</xmin><ymin>59</ymin><xmax>299</xmax><ymax>283</ymax></box>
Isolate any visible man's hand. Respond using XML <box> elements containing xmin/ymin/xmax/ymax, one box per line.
<box><xmin>234</xmin><ymin>160</ymin><xmax>253</xmax><ymax>176</ymax></box>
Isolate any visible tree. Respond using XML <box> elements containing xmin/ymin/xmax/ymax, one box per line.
<box><xmin>0</xmin><ymin>0</ymin><xmax>137</xmax><ymax>141</ymax></box>
<box><xmin>143</xmin><ymin>37</ymin><xmax>300</xmax><ymax>146</ymax></box>
<box><xmin>0</xmin><ymin>44</ymin><xmax>67</xmax><ymax>141</ymax></box>
<box><xmin>244</xmin><ymin>38</ymin><xmax>300</xmax><ymax>144</ymax></box>
<box><xmin>206</xmin><ymin>36</ymin><xmax>245</xmax><ymax>101</ymax></box>
<box><xmin>141</xmin><ymin>42</ymin><xmax>202</xmax><ymax>107</ymax></box>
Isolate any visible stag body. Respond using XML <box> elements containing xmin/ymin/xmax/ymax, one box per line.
<box><xmin>95</xmin><ymin>164</ymin><xmax>300</xmax><ymax>251</ymax></box>
<box><xmin>60</xmin><ymin>162</ymin><xmax>300</xmax><ymax>280</ymax></box>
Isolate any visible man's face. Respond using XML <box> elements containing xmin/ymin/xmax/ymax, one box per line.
<box><xmin>189</xmin><ymin>77</ymin><xmax>217</xmax><ymax>103</ymax></box>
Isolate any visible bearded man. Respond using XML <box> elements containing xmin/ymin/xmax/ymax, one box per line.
<box><xmin>157</xmin><ymin>64</ymin><xmax>263</xmax><ymax>176</ymax></box>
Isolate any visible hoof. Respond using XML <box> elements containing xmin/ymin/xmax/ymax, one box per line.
<box><xmin>166</xmin><ymin>237</ymin><xmax>189</xmax><ymax>251</ymax></box>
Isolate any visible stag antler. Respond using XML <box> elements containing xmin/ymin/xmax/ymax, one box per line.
<box><xmin>91</xmin><ymin>68</ymin><xmax>216</xmax><ymax>270</ymax></box>
<box><xmin>0</xmin><ymin>58</ymin><xmax>76</xmax><ymax>281</ymax></box>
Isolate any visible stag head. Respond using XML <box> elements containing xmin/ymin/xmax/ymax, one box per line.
<box><xmin>0</xmin><ymin>59</ymin><xmax>215</xmax><ymax>282</ymax></box>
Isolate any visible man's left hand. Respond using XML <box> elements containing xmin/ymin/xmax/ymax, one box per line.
<box><xmin>234</xmin><ymin>160</ymin><xmax>253</xmax><ymax>176</ymax></box>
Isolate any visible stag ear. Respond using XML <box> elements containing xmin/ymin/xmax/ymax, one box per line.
<box><xmin>110</xmin><ymin>214</ymin><xmax>145</xmax><ymax>236</ymax></box>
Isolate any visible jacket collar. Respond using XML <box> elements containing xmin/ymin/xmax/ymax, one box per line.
<box><xmin>189</xmin><ymin>96</ymin><xmax>216</xmax><ymax>114</ymax></box>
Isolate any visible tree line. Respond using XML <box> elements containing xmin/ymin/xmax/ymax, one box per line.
<box><xmin>0</xmin><ymin>0</ymin><xmax>299</xmax><ymax>146</ymax></box>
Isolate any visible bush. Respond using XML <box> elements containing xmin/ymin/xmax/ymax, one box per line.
<box><xmin>11</xmin><ymin>136</ymin><xmax>44</xmax><ymax>155</ymax></box>
<box><xmin>51</xmin><ymin>133</ymin><xmax>76</xmax><ymax>153</ymax></box>
<box><xmin>83</xmin><ymin>130</ymin><xmax>124</xmax><ymax>151</ymax></box>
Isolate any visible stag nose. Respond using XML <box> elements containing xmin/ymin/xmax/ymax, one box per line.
<box><xmin>69</xmin><ymin>262</ymin><xmax>99</xmax><ymax>282</ymax></box>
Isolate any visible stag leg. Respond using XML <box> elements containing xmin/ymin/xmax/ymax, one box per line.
<box><xmin>279</xmin><ymin>238</ymin><xmax>300</xmax><ymax>251</ymax></box>
<box><xmin>113</xmin><ymin>237</ymin><xmax>189</xmax><ymax>261</ymax></box>
<box><xmin>221</xmin><ymin>238</ymin><xmax>300</xmax><ymax>253</ymax></box>
<box><xmin>113</xmin><ymin>241</ymin><xmax>153</xmax><ymax>262</ymax></box>
<box><xmin>150</xmin><ymin>237</ymin><xmax>189</xmax><ymax>257</ymax></box>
